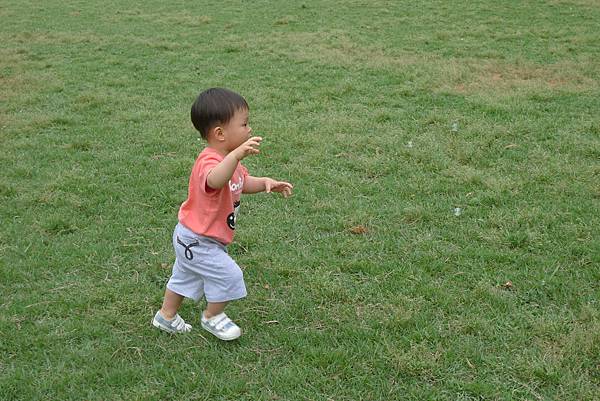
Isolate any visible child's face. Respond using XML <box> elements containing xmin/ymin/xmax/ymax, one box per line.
<box><xmin>223</xmin><ymin>108</ymin><xmax>252</xmax><ymax>151</ymax></box>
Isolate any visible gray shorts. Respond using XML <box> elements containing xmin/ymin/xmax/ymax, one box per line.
<box><xmin>166</xmin><ymin>223</ymin><xmax>247</xmax><ymax>303</ymax></box>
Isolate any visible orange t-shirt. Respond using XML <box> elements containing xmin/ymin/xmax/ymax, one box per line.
<box><xmin>178</xmin><ymin>147</ymin><xmax>248</xmax><ymax>245</ymax></box>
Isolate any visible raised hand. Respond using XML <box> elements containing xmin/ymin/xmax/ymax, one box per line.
<box><xmin>233</xmin><ymin>136</ymin><xmax>262</xmax><ymax>161</ymax></box>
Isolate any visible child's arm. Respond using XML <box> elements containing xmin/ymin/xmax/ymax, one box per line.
<box><xmin>207</xmin><ymin>137</ymin><xmax>262</xmax><ymax>189</ymax></box>
<box><xmin>243</xmin><ymin>176</ymin><xmax>293</xmax><ymax>197</ymax></box>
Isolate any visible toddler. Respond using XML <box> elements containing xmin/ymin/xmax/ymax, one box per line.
<box><xmin>153</xmin><ymin>88</ymin><xmax>293</xmax><ymax>340</ymax></box>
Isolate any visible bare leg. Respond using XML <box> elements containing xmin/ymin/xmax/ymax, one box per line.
<box><xmin>203</xmin><ymin>301</ymin><xmax>228</xmax><ymax>319</ymax></box>
<box><xmin>160</xmin><ymin>288</ymin><xmax>184</xmax><ymax>320</ymax></box>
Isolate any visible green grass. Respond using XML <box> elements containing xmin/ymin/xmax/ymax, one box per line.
<box><xmin>1</xmin><ymin>0</ymin><xmax>599</xmax><ymax>399</ymax></box>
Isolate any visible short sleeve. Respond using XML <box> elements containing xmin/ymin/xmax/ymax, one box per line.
<box><xmin>197</xmin><ymin>153</ymin><xmax>222</xmax><ymax>194</ymax></box>
<box><xmin>239</xmin><ymin>163</ymin><xmax>249</xmax><ymax>179</ymax></box>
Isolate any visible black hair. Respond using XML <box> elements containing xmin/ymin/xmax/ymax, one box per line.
<box><xmin>190</xmin><ymin>88</ymin><xmax>249</xmax><ymax>139</ymax></box>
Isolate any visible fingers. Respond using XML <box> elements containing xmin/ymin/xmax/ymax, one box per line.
<box><xmin>246</xmin><ymin>137</ymin><xmax>262</xmax><ymax>154</ymax></box>
<box><xmin>246</xmin><ymin>136</ymin><xmax>262</xmax><ymax>148</ymax></box>
<box><xmin>273</xmin><ymin>182</ymin><xmax>293</xmax><ymax>198</ymax></box>
<box><xmin>272</xmin><ymin>183</ymin><xmax>292</xmax><ymax>191</ymax></box>
<box><xmin>245</xmin><ymin>140</ymin><xmax>261</xmax><ymax>153</ymax></box>
<box><xmin>281</xmin><ymin>184</ymin><xmax>293</xmax><ymax>196</ymax></box>
<box><xmin>264</xmin><ymin>179</ymin><xmax>294</xmax><ymax>197</ymax></box>
<box><xmin>236</xmin><ymin>137</ymin><xmax>262</xmax><ymax>160</ymax></box>
<box><xmin>272</xmin><ymin>181</ymin><xmax>293</xmax><ymax>190</ymax></box>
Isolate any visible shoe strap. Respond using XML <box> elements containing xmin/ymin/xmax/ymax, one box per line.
<box><xmin>171</xmin><ymin>314</ymin><xmax>184</xmax><ymax>329</ymax></box>
<box><xmin>171</xmin><ymin>314</ymin><xmax>191</xmax><ymax>331</ymax></box>
<box><xmin>209</xmin><ymin>313</ymin><xmax>232</xmax><ymax>330</ymax></box>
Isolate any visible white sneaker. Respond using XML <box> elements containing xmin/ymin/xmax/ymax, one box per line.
<box><xmin>201</xmin><ymin>312</ymin><xmax>241</xmax><ymax>341</ymax></box>
<box><xmin>152</xmin><ymin>311</ymin><xmax>192</xmax><ymax>334</ymax></box>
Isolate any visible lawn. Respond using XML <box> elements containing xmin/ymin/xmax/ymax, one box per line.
<box><xmin>1</xmin><ymin>0</ymin><xmax>599</xmax><ymax>400</ymax></box>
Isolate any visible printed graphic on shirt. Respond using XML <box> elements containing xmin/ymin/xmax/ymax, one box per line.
<box><xmin>227</xmin><ymin>200</ymin><xmax>241</xmax><ymax>230</ymax></box>
<box><xmin>227</xmin><ymin>173</ymin><xmax>244</xmax><ymax>230</ymax></box>
<box><xmin>229</xmin><ymin>175</ymin><xmax>244</xmax><ymax>193</ymax></box>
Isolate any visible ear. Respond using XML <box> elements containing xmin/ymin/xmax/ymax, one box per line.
<box><xmin>210</xmin><ymin>126</ymin><xmax>226</xmax><ymax>142</ymax></box>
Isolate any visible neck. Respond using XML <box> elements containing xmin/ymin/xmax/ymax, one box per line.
<box><xmin>206</xmin><ymin>142</ymin><xmax>230</xmax><ymax>157</ymax></box>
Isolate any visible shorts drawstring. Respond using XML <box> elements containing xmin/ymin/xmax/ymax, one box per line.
<box><xmin>177</xmin><ymin>237</ymin><xmax>199</xmax><ymax>260</ymax></box>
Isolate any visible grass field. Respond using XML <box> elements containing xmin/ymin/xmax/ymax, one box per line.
<box><xmin>1</xmin><ymin>0</ymin><xmax>599</xmax><ymax>400</ymax></box>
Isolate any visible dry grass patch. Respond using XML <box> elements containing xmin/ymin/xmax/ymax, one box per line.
<box><xmin>8</xmin><ymin>31</ymin><xmax>104</xmax><ymax>46</ymax></box>
<box><xmin>254</xmin><ymin>31</ymin><xmax>599</xmax><ymax>97</ymax></box>
<box><xmin>108</xmin><ymin>10</ymin><xmax>212</xmax><ymax>27</ymax></box>
<box><xmin>549</xmin><ymin>0</ymin><xmax>600</xmax><ymax>7</ymax></box>
<box><xmin>254</xmin><ymin>30</ymin><xmax>423</xmax><ymax>70</ymax></box>
<box><xmin>445</xmin><ymin>59</ymin><xmax>600</xmax><ymax>95</ymax></box>
<box><xmin>0</xmin><ymin>48</ymin><xmax>60</xmax><ymax>109</ymax></box>
<box><xmin>159</xmin><ymin>13</ymin><xmax>212</xmax><ymax>27</ymax></box>
<box><xmin>0</xmin><ymin>50</ymin><xmax>27</xmax><ymax>103</ymax></box>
